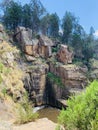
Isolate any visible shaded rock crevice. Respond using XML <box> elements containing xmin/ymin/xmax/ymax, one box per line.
<box><xmin>43</xmin><ymin>76</ymin><xmax>69</xmax><ymax>109</ymax></box>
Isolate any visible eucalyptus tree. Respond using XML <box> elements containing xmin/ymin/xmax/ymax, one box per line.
<box><xmin>3</xmin><ymin>1</ymin><xmax>22</xmax><ymax>29</ymax></box>
<box><xmin>30</xmin><ymin>0</ymin><xmax>46</xmax><ymax>33</ymax></box>
<box><xmin>62</xmin><ymin>11</ymin><xmax>76</xmax><ymax>44</ymax></box>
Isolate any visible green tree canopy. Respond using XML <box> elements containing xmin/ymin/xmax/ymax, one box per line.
<box><xmin>30</xmin><ymin>0</ymin><xmax>46</xmax><ymax>33</ymax></box>
<box><xmin>22</xmin><ymin>4</ymin><xmax>32</xmax><ymax>28</ymax></box>
<box><xmin>3</xmin><ymin>1</ymin><xmax>22</xmax><ymax>29</ymax></box>
<box><xmin>48</xmin><ymin>13</ymin><xmax>60</xmax><ymax>38</ymax></box>
<box><xmin>62</xmin><ymin>11</ymin><xmax>76</xmax><ymax>44</ymax></box>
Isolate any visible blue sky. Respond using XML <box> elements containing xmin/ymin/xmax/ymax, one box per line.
<box><xmin>41</xmin><ymin>0</ymin><xmax>98</xmax><ymax>33</ymax></box>
<box><xmin>19</xmin><ymin>0</ymin><xmax>98</xmax><ymax>35</ymax></box>
<box><xmin>7</xmin><ymin>0</ymin><xmax>98</xmax><ymax>36</ymax></box>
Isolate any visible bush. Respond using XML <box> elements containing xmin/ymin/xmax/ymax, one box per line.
<box><xmin>47</xmin><ymin>72</ymin><xmax>64</xmax><ymax>88</ymax></box>
<box><xmin>15</xmin><ymin>93</ymin><xmax>39</xmax><ymax>124</ymax></box>
<box><xmin>16</xmin><ymin>103</ymin><xmax>38</xmax><ymax>124</ymax></box>
<box><xmin>58</xmin><ymin>81</ymin><xmax>98</xmax><ymax>130</ymax></box>
<box><xmin>1</xmin><ymin>88</ymin><xmax>7</xmax><ymax>97</ymax></box>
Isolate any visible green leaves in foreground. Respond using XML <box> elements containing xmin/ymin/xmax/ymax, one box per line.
<box><xmin>58</xmin><ymin>81</ymin><xmax>98</xmax><ymax>130</ymax></box>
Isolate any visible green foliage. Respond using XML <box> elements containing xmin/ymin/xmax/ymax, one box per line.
<box><xmin>16</xmin><ymin>92</ymin><xmax>39</xmax><ymax>124</ymax></box>
<box><xmin>55</xmin><ymin>125</ymin><xmax>61</xmax><ymax>130</ymax></box>
<box><xmin>30</xmin><ymin>0</ymin><xmax>46</xmax><ymax>33</ymax></box>
<box><xmin>16</xmin><ymin>103</ymin><xmax>38</xmax><ymax>124</ymax></box>
<box><xmin>0</xmin><ymin>75</ymin><xmax>2</xmax><ymax>83</ymax></box>
<box><xmin>52</xmin><ymin>46</ymin><xmax>59</xmax><ymax>53</ymax></box>
<box><xmin>48</xmin><ymin>13</ymin><xmax>60</xmax><ymax>38</ymax></box>
<box><xmin>2</xmin><ymin>0</ymin><xmax>46</xmax><ymax>31</ymax></box>
<box><xmin>40</xmin><ymin>13</ymin><xmax>60</xmax><ymax>38</ymax></box>
<box><xmin>52</xmin><ymin>47</ymin><xmax>58</xmax><ymax>53</ymax></box>
<box><xmin>40</xmin><ymin>13</ymin><xmax>50</xmax><ymax>35</ymax></box>
<box><xmin>47</xmin><ymin>72</ymin><xmax>64</xmax><ymax>87</ymax></box>
<box><xmin>58</xmin><ymin>81</ymin><xmax>98</xmax><ymax>130</ymax></box>
<box><xmin>3</xmin><ymin>1</ymin><xmax>22</xmax><ymax>29</ymax></box>
<box><xmin>1</xmin><ymin>87</ymin><xmax>7</xmax><ymax>97</ymax></box>
<box><xmin>0</xmin><ymin>63</ymin><xmax>4</xmax><ymax>72</ymax></box>
<box><xmin>62</xmin><ymin>11</ymin><xmax>76</xmax><ymax>44</ymax></box>
<box><xmin>22</xmin><ymin>4</ymin><xmax>32</xmax><ymax>28</ymax></box>
<box><xmin>0</xmin><ymin>62</ymin><xmax>10</xmax><ymax>75</ymax></box>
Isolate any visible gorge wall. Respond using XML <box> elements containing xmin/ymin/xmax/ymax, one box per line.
<box><xmin>0</xmin><ymin>24</ymin><xmax>89</xmax><ymax>110</ymax></box>
<box><xmin>14</xmin><ymin>26</ymin><xmax>88</xmax><ymax>108</ymax></box>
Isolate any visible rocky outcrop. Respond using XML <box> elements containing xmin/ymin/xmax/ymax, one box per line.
<box><xmin>15</xmin><ymin>26</ymin><xmax>54</xmax><ymax>58</ymax></box>
<box><xmin>0</xmin><ymin>24</ymin><xmax>89</xmax><ymax>110</ymax></box>
<box><xmin>56</xmin><ymin>44</ymin><xmax>73</xmax><ymax>64</ymax></box>
<box><xmin>49</xmin><ymin>62</ymin><xmax>87</xmax><ymax>93</ymax></box>
<box><xmin>23</xmin><ymin>60</ymin><xmax>49</xmax><ymax>106</ymax></box>
<box><xmin>38</xmin><ymin>35</ymin><xmax>54</xmax><ymax>57</ymax></box>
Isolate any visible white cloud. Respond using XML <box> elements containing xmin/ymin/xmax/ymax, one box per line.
<box><xmin>94</xmin><ymin>30</ymin><xmax>98</xmax><ymax>38</ymax></box>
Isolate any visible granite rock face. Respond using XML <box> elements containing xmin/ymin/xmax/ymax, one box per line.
<box><xmin>56</xmin><ymin>44</ymin><xmax>73</xmax><ymax>64</ymax></box>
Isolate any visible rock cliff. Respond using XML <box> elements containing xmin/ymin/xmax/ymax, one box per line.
<box><xmin>0</xmin><ymin>25</ymin><xmax>89</xmax><ymax>112</ymax></box>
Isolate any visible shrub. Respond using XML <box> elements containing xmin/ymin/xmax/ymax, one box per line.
<box><xmin>1</xmin><ymin>88</ymin><xmax>7</xmax><ymax>97</ymax></box>
<box><xmin>47</xmin><ymin>72</ymin><xmax>64</xmax><ymax>88</ymax></box>
<box><xmin>15</xmin><ymin>92</ymin><xmax>39</xmax><ymax>124</ymax></box>
<box><xmin>16</xmin><ymin>103</ymin><xmax>38</xmax><ymax>124</ymax></box>
<box><xmin>58</xmin><ymin>81</ymin><xmax>98</xmax><ymax>130</ymax></box>
<box><xmin>0</xmin><ymin>63</ymin><xmax>4</xmax><ymax>72</ymax></box>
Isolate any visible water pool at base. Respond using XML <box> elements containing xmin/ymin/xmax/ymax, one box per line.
<box><xmin>38</xmin><ymin>106</ymin><xmax>60</xmax><ymax>123</ymax></box>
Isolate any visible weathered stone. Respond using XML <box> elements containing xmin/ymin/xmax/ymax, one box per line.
<box><xmin>38</xmin><ymin>35</ymin><xmax>54</xmax><ymax>57</ymax></box>
<box><xmin>90</xmin><ymin>59</ymin><xmax>98</xmax><ymax>79</ymax></box>
<box><xmin>56</xmin><ymin>44</ymin><xmax>73</xmax><ymax>64</ymax></box>
<box><xmin>49</xmin><ymin>63</ymin><xmax>87</xmax><ymax>89</ymax></box>
<box><xmin>15</xmin><ymin>26</ymin><xmax>33</xmax><ymax>52</ymax></box>
<box><xmin>15</xmin><ymin>27</ymin><xmax>54</xmax><ymax>58</ymax></box>
<box><xmin>25</xmin><ymin>55</ymin><xmax>37</xmax><ymax>62</ymax></box>
<box><xmin>23</xmin><ymin>62</ymin><xmax>49</xmax><ymax>106</ymax></box>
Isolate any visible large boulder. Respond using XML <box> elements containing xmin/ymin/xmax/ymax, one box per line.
<box><xmin>15</xmin><ymin>26</ymin><xmax>33</xmax><ymax>52</ymax></box>
<box><xmin>38</xmin><ymin>35</ymin><xmax>54</xmax><ymax>57</ymax></box>
<box><xmin>15</xmin><ymin>27</ymin><xmax>54</xmax><ymax>58</ymax></box>
<box><xmin>56</xmin><ymin>44</ymin><xmax>73</xmax><ymax>64</ymax></box>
